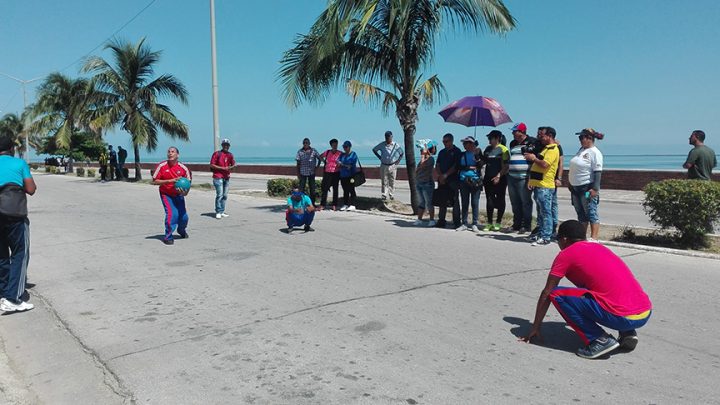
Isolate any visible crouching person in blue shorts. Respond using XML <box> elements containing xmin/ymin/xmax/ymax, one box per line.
<box><xmin>286</xmin><ymin>188</ymin><xmax>315</xmax><ymax>233</ymax></box>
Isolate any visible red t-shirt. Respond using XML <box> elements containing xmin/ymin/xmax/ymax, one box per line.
<box><xmin>549</xmin><ymin>242</ymin><xmax>652</xmax><ymax>316</ymax></box>
<box><xmin>320</xmin><ymin>149</ymin><xmax>342</xmax><ymax>173</ymax></box>
<box><xmin>152</xmin><ymin>160</ymin><xmax>192</xmax><ymax>196</ymax></box>
<box><xmin>210</xmin><ymin>150</ymin><xmax>236</xmax><ymax>179</ymax></box>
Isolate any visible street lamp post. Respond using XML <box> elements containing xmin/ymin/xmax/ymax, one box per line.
<box><xmin>209</xmin><ymin>0</ymin><xmax>221</xmax><ymax>152</ymax></box>
<box><xmin>0</xmin><ymin>71</ymin><xmax>42</xmax><ymax>162</ymax></box>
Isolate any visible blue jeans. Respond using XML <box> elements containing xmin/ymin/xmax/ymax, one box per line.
<box><xmin>416</xmin><ymin>181</ymin><xmax>434</xmax><ymax>210</ymax></box>
<box><xmin>533</xmin><ymin>187</ymin><xmax>554</xmax><ymax>240</ymax></box>
<box><xmin>0</xmin><ymin>218</ymin><xmax>29</xmax><ymax>304</ymax></box>
<box><xmin>286</xmin><ymin>210</ymin><xmax>315</xmax><ymax>227</ymax></box>
<box><xmin>213</xmin><ymin>178</ymin><xmax>230</xmax><ymax>214</ymax></box>
<box><xmin>551</xmin><ymin>188</ymin><xmax>559</xmax><ymax>237</ymax></box>
<box><xmin>160</xmin><ymin>194</ymin><xmax>188</xmax><ymax>241</ymax></box>
<box><xmin>459</xmin><ymin>182</ymin><xmax>481</xmax><ymax>226</ymax></box>
<box><xmin>570</xmin><ymin>184</ymin><xmax>600</xmax><ymax>224</ymax></box>
<box><xmin>550</xmin><ymin>287</ymin><xmax>651</xmax><ymax>345</ymax></box>
<box><xmin>507</xmin><ymin>176</ymin><xmax>532</xmax><ymax>230</ymax></box>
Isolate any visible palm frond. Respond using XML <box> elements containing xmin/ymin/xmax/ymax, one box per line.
<box><xmin>414</xmin><ymin>74</ymin><xmax>447</xmax><ymax>108</ymax></box>
<box><xmin>346</xmin><ymin>79</ymin><xmax>398</xmax><ymax>116</ymax></box>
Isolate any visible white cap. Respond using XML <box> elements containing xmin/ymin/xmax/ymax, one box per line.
<box><xmin>221</xmin><ymin>138</ymin><xmax>231</xmax><ymax>145</ymax></box>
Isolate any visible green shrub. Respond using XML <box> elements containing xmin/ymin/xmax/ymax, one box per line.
<box><xmin>76</xmin><ymin>167</ymin><xmax>85</xmax><ymax>177</ymax></box>
<box><xmin>44</xmin><ymin>165</ymin><xmax>52</xmax><ymax>173</ymax></box>
<box><xmin>87</xmin><ymin>168</ymin><xmax>96</xmax><ymax>178</ymax></box>
<box><xmin>643</xmin><ymin>179</ymin><xmax>720</xmax><ymax>248</ymax></box>
<box><xmin>30</xmin><ymin>164</ymin><xmax>39</xmax><ymax>170</ymax></box>
<box><xmin>266</xmin><ymin>178</ymin><xmax>322</xmax><ymax>197</ymax></box>
<box><xmin>48</xmin><ymin>166</ymin><xmax>57</xmax><ymax>174</ymax></box>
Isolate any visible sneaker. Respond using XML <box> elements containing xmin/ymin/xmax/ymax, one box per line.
<box><xmin>471</xmin><ymin>225</ymin><xmax>480</xmax><ymax>233</ymax></box>
<box><xmin>434</xmin><ymin>221</ymin><xmax>446</xmax><ymax>228</ymax></box>
<box><xmin>304</xmin><ymin>225</ymin><xmax>315</xmax><ymax>232</ymax></box>
<box><xmin>527</xmin><ymin>234</ymin><xmax>539</xmax><ymax>242</ymax></box>
<box><xmin>531</xmin><ymin>238</ymin><xmax>551</xmax><ymax>246</ymax></box>
<box><xmin>221</xmin><ymin>213</ymin><xmax>229</xmax><ymax>217</ymax></box>
<box><xmin>492</xmin><ymin>223</ymin><xmax>502</xmax><ymax>231</ymax></box>
<box><xmin>588</xmin><ymin>238</ymin><xmax>600</xmax><ymax>243</ymax></box>
<box><xmin>287</xmin><ymin>226</ymin><xmax>294</xmax><ymax>233</ymax></box>
<box><xmin>177</xmin><ymin>231</ymin><xmax>189</xmax><ymax>239</ymax></box>
<box><xmin>347</xmin><ymin>205</ymin><xmax>356</xmax><ymax>211</ymax></box>
<box><xmin>215</xmin><ymin>213</ymin><xmax>222</xmax><ymax>219</ymax></box>
<box><xmin>576</xmin><ymin>335</ymin><xmax>620</xmax><ymax>359</ymax></box>
<box><xmin>413</xmin><ymin>219</ymin><xmax>424</xmax><ymax>226</ymax></box>
<box><xmin>427</xmin><ymin>220</ymin><xmax>437</xmax><ymax>227</ymax></box>
<box><xmin>0</xmin><ymin>298</ymin><xmax>34</xmax><ymax>313</ymax></box>
<box><xmin>618</xmin><ymin>331</ymin><xmax>639</xmax><ymax>352</ymax></box>
<box><xmin>482</xmin><ymin>224</ymin><xmax>492</xmax><ymax>232</ymax></box>
<box><xmin>163</xmin><ymin>239</ymin><xmax>174</xmax><ymax>245</ymax></box>
<box><xmin>316</xmin><ymin>206</ymin><xmax>324</xmax><ymax>211</ymax></box>
<box><xmin>339</xmin><ymin>205</ymin><xmax>348</xmax><ymax>211</ymax></box>
<box><xmin>455</xmin><ymin>225</ymin><xmax>469</xmax><ymax>232</ymax></box>
<box><xmin>518</xmin><ymin>228</ymin><xmax>528</xmax><ymax>234</ymax></box>
<box><xmin>331</xmin><ymin>205</ymin><xmax>337</xmax><ymax>211</ymax></box>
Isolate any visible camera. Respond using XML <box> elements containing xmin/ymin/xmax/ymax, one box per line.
<box><xmin>521</xmin><ymin>143</ymin><xmax>537</xmax><ymax>155</ymax></box>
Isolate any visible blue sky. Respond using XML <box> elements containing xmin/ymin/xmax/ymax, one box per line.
<box><xmin>1</xmin><ymin>0</ymin><xmax>718</xmax><ymax>161</ymax></box>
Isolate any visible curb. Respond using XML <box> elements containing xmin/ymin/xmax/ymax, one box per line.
<box><xmin>599</xmin><ymin>240</ymin><xmax>720</xmax><ymax>260</ymax></box>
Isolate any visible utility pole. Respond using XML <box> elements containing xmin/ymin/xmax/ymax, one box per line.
<box><xmin>209</xmin><ymin>0</ymin><xmax>221</xmax><ymax>152</ymax></box>
<box><xmin>0</xmin><ymin>71</ymin><xmax>42</xmax><ymax>162</ymax></box>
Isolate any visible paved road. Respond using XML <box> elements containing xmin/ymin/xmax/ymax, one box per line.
<box><xmin>1</xmin><ymin>174</ymin><xmax>718</xmax><ymax>404</ymax></box>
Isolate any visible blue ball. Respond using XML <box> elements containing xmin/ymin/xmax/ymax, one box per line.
<box><xmin>175</xmin><ymin>177</ymin><xmax>191</xmax><ymax>192</ymax></box>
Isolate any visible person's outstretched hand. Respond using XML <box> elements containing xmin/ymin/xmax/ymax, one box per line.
<box><xmin>519</xmin><ymin>326</ymin><xmax>542</xmax><ymax>343</ymax></box>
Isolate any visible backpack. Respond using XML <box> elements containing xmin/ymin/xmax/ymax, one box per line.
<box><xmin>0</xmin><ymin>184</ymin><xmax>28</xmax><ymax>219</ymax></box>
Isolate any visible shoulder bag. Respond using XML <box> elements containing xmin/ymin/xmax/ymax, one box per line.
<box><xmin>0</xmin><ymin>184</ymin><xmax>28</xmax><ymax>219</ymax></box>
<box><xmin>351</xmin><ymin>156</ymin><xmax>366</xmax><ymax>186</ymax></box>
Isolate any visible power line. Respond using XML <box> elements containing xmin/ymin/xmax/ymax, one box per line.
<box><xmin>0</xmin><ymin>87</ymin><xmax>21</xmax><ymax>113</ymax></box>
<box><xmin>57</xmin><ymin>0</ymin><xmax>158</xmax><ymax>73</ymax></box>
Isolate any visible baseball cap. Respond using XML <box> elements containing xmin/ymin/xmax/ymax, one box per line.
<box><xmin>343</xmin><ymin>140</ymin><xmax>352</xmax><ymax>147</ymax></box>
<box><xmin>221</xmin><ymin>138</ymin><xmax>231</xmax><ymax>145</ymax></box>
<box><xmin>486</xmin><ymin>130</ymin><xmax>503</xmax><ymax>139</ymax></box>
<box><xmin>384</xmin><ymin>131</ymin><xmax>393</xmax><ymax>137</ymax></box>
<box><xmin>576</xmin><ymin>128</ymin><xmax>604</xmax><ymax>140</ymax></box>
<box><xmin>511</xmin><ymin>123</ymin><xmax>527</xmax><ymax>133</ymax></box>
<box><xmin>461</xmin><ymin>136</ymin><xmax>478</xmax><ymax>145</ymax></box>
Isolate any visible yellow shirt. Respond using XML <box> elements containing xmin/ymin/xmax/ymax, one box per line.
<box><xmin>528</xmin><ymin>144</ymin><xmax>559</xmax><ymax>188</ymax></box>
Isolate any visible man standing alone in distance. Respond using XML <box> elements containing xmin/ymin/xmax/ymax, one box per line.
<box><xmin>373</xmin><ymin>130</ymin><xmax>404</xmax><ymax>200</ymax></box>
<box><xmin>521</xmin><ymin>220</ymin><xmax>652</xmax><ymax>359</ymax></box>
<box><xmin>209</xmin><ymin>138</ymin><xmax>236</xmax><ymax>219</ymax></box>
<box><xmin>0</xmin><ymin>135</ymin><xmax>37</xmax><ymax>313</ymax></box>
<box><xmin>684</xmin><ymin>130</ymin><xmax>716</xmax><ymax>180</ymax></box>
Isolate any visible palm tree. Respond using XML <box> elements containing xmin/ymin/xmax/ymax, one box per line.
<box><xmin>279</xmin><ymin>0</ymin><xmax>515</xmax><ymax>210</ymax></box>
<box><xmin>0</xmin><ymin>112</ymin><xmax>31</xmax><ymax>158</ymax></box>
<box><xmin>83</xmin><ymin>38</ymin><xmax>189</xmax><ymax>180</ymax></box>
<box><xmin>27</xmin><ymin>73</ymin><xmax>94</xmax><ymax>151</ymax></box>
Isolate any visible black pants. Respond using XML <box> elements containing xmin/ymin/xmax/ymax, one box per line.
<box><xmin>298</xmin><ymin>175</ymin><xmax>316</xmax><ymax>205</ymax></box>
<box><xmin>340</xmin><ymin>177</ymin><xmax>356</xmax><ymax>206</ymax></box>
<box><xmin>320</xmin><ymin>172</ymin><xmax>340</xmax><ymax>206</ymax></box>
<box><xmin>100</xmin><ymin>166</ymin><xmax>108</xmax><ymax>181</ymax></box>
<box><xmin>484</xmin><ymin>179</ymin><xmax>507</xmax><ymax>224</ymax></box>
<box><xmin>437</xmin><ymin>180</ymin><xmax>461</xmax><ymax>226</ymax></box>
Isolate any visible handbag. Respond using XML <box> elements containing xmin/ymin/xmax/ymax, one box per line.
<box><xmin>351</xmin><ymin>158</ymin><xmax>366</xmax><ymax>186</ymax></box>
<box><xmin>0</xmin><ymin>184</ymin><xmax>28</xmax><ymax>219</ymax></box>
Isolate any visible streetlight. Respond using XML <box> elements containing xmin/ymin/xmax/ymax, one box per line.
<box><xmin>0</xmin><ymin>71</ymin><xmax>42</xmax><ymax>162</ymax></box>
<box><xmin>209</xmin><ymin>0</ymin><xmax>220</xmax><ymax>152</ymax></box>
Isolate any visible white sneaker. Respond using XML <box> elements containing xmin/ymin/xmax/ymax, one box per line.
<box><xmin>531</xmin><ymin>238</ymin><xmax>552</xmax><ymax>247</ymax></box>
<box><xmin>471</xmin><ymin>225</ymin><xmax>480</xmax><ymax>233</ymax></box>
<box><xmin>339</xmin><ymin>205</ymin><xmax>348</xmax><ymax>211</ymax></box>
<box><xmin>413</xmin><ymin>219</ymin><xmax>424</xmax><ymax>226</ymax></box>
<box><xmin>221</xmin><ymin>213</ymin><xmax>229</xmax><ymax>217</ymax></box>
<box><xmin>427</xmin><ymin>220</ymin><xmax>437</xmax><ymax>227</ymax></box>
<box><xmin>0</xmin><ymin>298</ymin><xmax>34</xmax><ymax>313</ymax></box>
<box><xmin>215</xmin><ymin>213</ymin><xmax>222</xmax><ymax>219</ymax></box>
<box><xmin>455</xmin><ymin>225</ymin><xmax>469</xmax><ymax>232</ymax></box>
<box><xmin>347</xmin><ymin>205</ymin><xmax>356</xmax><ymax>211</ymax></box>
<box><xmin>588</xmin><ymin>238</ymin><xmax>600</xmax><ymax>243</ymax></box>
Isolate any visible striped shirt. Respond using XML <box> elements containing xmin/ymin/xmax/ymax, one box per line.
<box><xmin>508</xmin><ymin>136</ymin><xmax>537</xmax><ymax>179</ymax></box>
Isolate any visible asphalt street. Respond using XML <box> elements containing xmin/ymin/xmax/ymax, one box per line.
<box><xmin>0</xmin><ymin>174</ymin><xmax>718</xmax><ymax>404</ymax></box>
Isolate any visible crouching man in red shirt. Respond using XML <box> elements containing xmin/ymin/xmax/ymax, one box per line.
<box><xmin>521</xmin><ymin>220</ymin><xmax>652</xmax><ymax>359</ymax></box>
<box><xmin>152</xmin><ymin>146</ymin><xmax>192</xmax><ymax>245</ymax></box>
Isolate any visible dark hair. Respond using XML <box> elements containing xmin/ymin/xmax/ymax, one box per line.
<box><xmin>557</xmin><ymin>220</ymin><xmax>586</xmax><ymax>241</ymax></box>
<box><xmin>442</xmin><ymin>133</ymin><xmax>454</xmax><ymax>141</ymax></box>
<box><xmin>384</xmin><ymin>131</ymin><xmax>393</xmax><ymax>137</ymax></box>
<box><xmin>168</xmin><ymin>146</ymin><xmax>179</xmax><ymax>153</ymax></box>
<box><xmin>329</xmin><ymin>138</ymin><xmax>338</xmax><ymax>145</ymax></box>
<box><xmin>0</xmin><ymin>136</ymin><xmax>13</xmax><ymax>153</ymax></box>
<box><xmin>303</xmin><ymin>138</ymin><xmax>310</xmax><ymax>143</ymax></box>
<box><xmin>487</xmin><ymin>130</ymin><xmax>503</xmax><ymax>140</ymax></box>
<box><xmin>542</xmin><ymin>126</ymin><xmax>557</xmax><ymax>138</ymax></box>
<box><xmin>693</xmin><ymin>130</ymin><xmax>706</xmax><ymax>142</ymax></box>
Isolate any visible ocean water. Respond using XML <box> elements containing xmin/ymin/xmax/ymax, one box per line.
<box><xmin>174</xmin><ymin>154</ymin><xmax>706</xmax><ymax>170</ymax></box>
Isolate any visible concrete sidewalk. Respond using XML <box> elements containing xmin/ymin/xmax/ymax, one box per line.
<box><xmin>1</xmin><ymin>174</ymin><xmax>718</xmax><ymax>404</ymax></box>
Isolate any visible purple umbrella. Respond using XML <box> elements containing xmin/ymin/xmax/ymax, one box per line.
<box><xmin>438</xmin><ymin>96</ymin><xmax>512</xmax><ymax>135</ymax></box>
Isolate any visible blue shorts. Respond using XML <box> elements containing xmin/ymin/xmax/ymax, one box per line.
<box><xmin>416</xmin><ymin>181</ymin><xmax>435</xmax><ymax>210</ymax></box>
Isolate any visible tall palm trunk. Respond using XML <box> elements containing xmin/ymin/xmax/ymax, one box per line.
<box><xmin>396</xmin><ymin>95</ymin><xmax>419</xmax><ymax>213</ymax></box>
<box><xmin>133</xmin><ymin>143</ymin><xmax>142</xmax><ymax>180</ymax></box>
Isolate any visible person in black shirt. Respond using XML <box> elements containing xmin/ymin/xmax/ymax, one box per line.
<box><xmin>433</xmin><ymin>133</ymin><xmax>461</xmax><ymax>228</ymax></box>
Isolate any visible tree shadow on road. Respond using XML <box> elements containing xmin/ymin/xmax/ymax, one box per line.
<box><xmin>504</xmin><ymin>316</ymin><xmax>580</xmax><ymax>354</ymax></box>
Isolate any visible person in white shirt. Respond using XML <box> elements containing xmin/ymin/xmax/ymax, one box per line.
<box><xmin>568</xmin><ymin>128</ymin><xmax>604</xmax><ymax>241</ymax></box>
<box><xmin>372</xmin><ymin>131</ymin><xmax>404</xmax><ymax>200</ymax></box>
